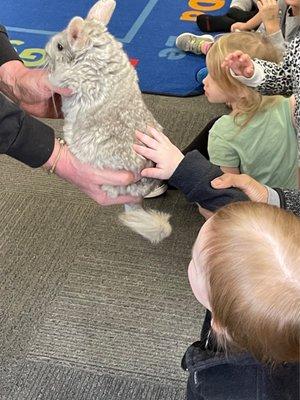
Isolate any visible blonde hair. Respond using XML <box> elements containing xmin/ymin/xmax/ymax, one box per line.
<box><xmin>201</xmin><ymin>202</ymin><xmax>300</xmax><ymax>363</ymax></box>
<box><xmin>206</xmin><ymin>32</ymin><xmax>282</xmax><ymax>128</ymax></box>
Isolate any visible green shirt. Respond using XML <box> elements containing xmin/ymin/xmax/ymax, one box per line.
<box><xmin>208</xmin><ymin>97</ymin><xmax>298</xmax><ymax>189</ymax></box>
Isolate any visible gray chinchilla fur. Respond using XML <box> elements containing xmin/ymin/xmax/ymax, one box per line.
<box><xmin>45</xmin><ymin>0</ymin><xmax>171</xmax><ymax>243</ymax></box>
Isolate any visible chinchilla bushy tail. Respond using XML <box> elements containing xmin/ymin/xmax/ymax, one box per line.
<box><xmin>119</xmin><ymin>204</ymin><xmax>172</xmax><ymax>244</ymax></box>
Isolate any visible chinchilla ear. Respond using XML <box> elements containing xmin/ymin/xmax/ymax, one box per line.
<box><xmin>67</xmin><ymin>17</ymin><xmax>89</xmax><ymax>50</ymax></box>
<box><xmin>86</xmin><ymin>0</ymin><xmax>116</xmax><ymax>26</ymax></box>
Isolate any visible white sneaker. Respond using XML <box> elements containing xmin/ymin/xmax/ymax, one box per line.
<box><xmin>144</xmin><ymin>183</ymin><xmax>168</xmax><ymax>198</ymax></box>
<box><xmin>176</xmin><ymin>33</ymin><xmax>214</xmax><ymax>54</ymax></box>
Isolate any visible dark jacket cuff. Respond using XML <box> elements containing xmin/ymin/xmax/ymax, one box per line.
<box><xmin>0</xmin><ymin>25</ymin><xmax>22</xmax><ymax>66</ymax></box>
<box><xmin>169</xmin><ymin>150</ymin><xmax>248</xmax><ymax>211</ymax></box>
<box><xmin>6</xmin><ymin>114</ymin><xmax>55</xmax><ymax>167</ymax></box>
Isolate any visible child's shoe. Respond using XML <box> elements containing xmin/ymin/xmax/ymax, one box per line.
<box><xmin>144</xmin><ymin>182</ymin><xmax>168</xmax><ymax>198</ymax></box>
<box><xmin>176</xmin><ymin>33</ymin><xmax>214</xmax><ymax>55</ymax></box>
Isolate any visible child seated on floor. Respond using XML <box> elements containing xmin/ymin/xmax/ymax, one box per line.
<box><xmin>183</xmin><ymin>201</ymin><xmax>300</xmax><ymax>399</ymax></box>
<box><xmin>176</xmin><ymin>0</ymin><xmax>300</xmax><ymax>83</ymax></box>
<box><xmin>231</xmin><ymin>0</ymin><xmax>300</xmax><ymax>53</ymax></box>
<box><xmin>204</xmin><ymin>32</ymin><xmax>298</xmax><ymax>188</ymax></box>
<box><xmin>137</xmin><ymin>32</ymin><xmax>298</xmax><ymax>189</ymax></box>
<box><xmin>177</xmin><ymin>0</ymin><xmax>299</xmax><ymax>56</ymax></box>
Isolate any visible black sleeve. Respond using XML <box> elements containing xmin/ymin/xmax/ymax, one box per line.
<box><xmin>0</xmin><ymin>25</ymin><xmax>22</xmax><ymax>66</ymax></box>
<box><xmin>168</xmin><ymin>150</ymin><xmax>248</xmax><ymax>211</ymax></box>
<box><xmin>0</xmin><ymin>93</ymin><xmax>55</xmax><ymax>167</ymax></box>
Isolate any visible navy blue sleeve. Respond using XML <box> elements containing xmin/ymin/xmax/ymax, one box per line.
<box><xmin>168</xmin><ymin>150</ymin><xmax>248</xmax><ymax>211</ymax></box>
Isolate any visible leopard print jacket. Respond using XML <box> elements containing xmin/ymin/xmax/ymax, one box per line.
<box><xmin>255</xmin><ymin>34</ymin><xmax>300</xmax><ymax>140</ymax></box>
<box><xmin>255</xmin><ymin>35</ymin><xmax>300</xmax><ymax>218</ymax></box>
<box><xmin>279</xmin><ymin>189</ymin><xmax>300</xmax><ymax>217</ymax></box>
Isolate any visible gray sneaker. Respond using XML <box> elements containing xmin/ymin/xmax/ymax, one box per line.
<box><xmin>176</xmin><ymin>33</ymin><xmax>214</xmax><ymax>54</ymax></box>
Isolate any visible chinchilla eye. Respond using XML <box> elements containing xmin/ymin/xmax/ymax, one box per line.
<box><xmin>57</xmin><ymin>43</ymin><xmax>64</xmax><ymax>51</ymax></box>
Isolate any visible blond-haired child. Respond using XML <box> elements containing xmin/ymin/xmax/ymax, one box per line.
<box><xmin>184</xmin><ymin>201</ymin><xmax>300</xmax><ymax>399</ymax></box>
<box><xmin>202</xmin><ymin>32</ymin><xmax>298</xmax><ymax>189</ymax></box>
<box><xmin>147</xmin><ymin>33</ymin><xmax>298</xmax><ymax>190</ymax></box>
<box><xmin>133</xmin><ymin>124</ymin><xmax>300</xmax><ymax>396</ymax></box>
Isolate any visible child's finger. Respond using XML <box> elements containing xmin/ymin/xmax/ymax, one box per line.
<box><xmin>245</xmin><ymin>66</ymin><xmax>254</xmax><ymax>77</ymax></box>
<box><xmin>146</xmin><ymin>126</ymin><xmax>169</xmax><ymax>143</ymax></box>
<box><xmin>133</xmin><ymin>143</ymin><xmax>157</xmax><ymax>162</ymax></box>
<box><xmin>141</xmin><ymin>167</ymin><xmax>164</xmax><ymax>180</ymax></box>
<box><xmin>135</xmin><ymin>130</ymin><xmax>159</xmax><ymax>149</ymax></box>
<box><xmin>240</xmin><ymin>54</ymin><xmax>250</xmax><ymax>65</ymax></box>
<box><xmin>229</xmin><ymin>50</ymin><xmax>243</xmax><ymax>61</ymax></box>
<box><xmin>223</xmin><ymin>51</ymin><xmax>242</xmax><ymax>67</ymax></box>
<box><xmin>222</xmin><ymin>59</ymin><xmax>235</xmax><ymax>69</ymax></box>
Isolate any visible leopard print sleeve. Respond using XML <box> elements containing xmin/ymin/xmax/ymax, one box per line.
<box><xmin>255</xmin><ymin>35</ymin><xmax>300</xmax><ymax>96</ymax></box>
<box><xmin>255</xmin><ymin>34</ymin><xmax>300</xmax><ymax>135</ymax></box>
<box><xmin>275</xmin><ymin>188</ymin><xmax>300</xmax><ymax>217</ymax></box>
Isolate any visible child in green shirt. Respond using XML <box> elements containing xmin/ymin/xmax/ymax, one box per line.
<box><xmin>203</xmin><ymin>32</ymin><xmax>298</xmax><ymax>189</ymax></box>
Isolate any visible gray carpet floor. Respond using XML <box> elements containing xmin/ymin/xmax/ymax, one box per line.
<box><xmin>0</xmin><ymin>94</ymin><xmax>226</xmax><ymax>400</ymax></box>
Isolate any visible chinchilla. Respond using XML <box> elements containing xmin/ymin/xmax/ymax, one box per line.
<box><xmin>45</xmin><ymin>0</ymin><xmax>171</xmax><ymax>244</ymax></box>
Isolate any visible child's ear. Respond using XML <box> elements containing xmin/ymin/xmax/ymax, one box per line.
<box><xmin>67</xmin><ymin>17</ymin><xmax>89</xmax><ymax>51</ymax></box>
<box><xmin>86</xmin><ymin>0</ymin><xmax>116</xmax><ymax>26</ymax></box>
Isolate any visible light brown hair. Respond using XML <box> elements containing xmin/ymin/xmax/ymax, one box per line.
<box><xmin>206</xmin><ymin>32</ymin><xmax>283</xmax><ymax>128</ymax></box>
<box><xmin>201</xmin><ymin>202</ymin><xmax>300</xmax><ymax>363</ymax></box>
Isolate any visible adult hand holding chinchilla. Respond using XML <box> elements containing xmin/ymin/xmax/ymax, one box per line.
<box><xmin>44</xmin><ymin>138</ymin><xmax>141</xmax><ymax>206</ymax></box>
<box><xmin>0</xmin><ymin>25</ymin><xmax>138</xmax><ymax>208</ymax></box>
<box><xmin>0</xmin><ymin>60</ymin><xmax>71</xmax><ymax>118</ymax></box>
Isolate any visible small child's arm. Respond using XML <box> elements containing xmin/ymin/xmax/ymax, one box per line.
<box><xmin>133</xmin><ymin>127</ymin><xmax>248</xmax><ymax>210</ymax></box>
<box><xmin>257</xmin><ymin>0</ymin><xmax>280</xmax><ymax>35</ymax></box>
<box><xmin>231</xmin><ymin>12</ymin><xmax>262</xmax><ymax>32</ymax></box>
<box><xmin>257</xmin><ymin>0</ymin><xmax>286</xmax><ymax>53</ymax></box>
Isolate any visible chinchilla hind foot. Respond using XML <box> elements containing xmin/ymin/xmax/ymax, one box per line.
<box><xmin>119</xmin><ymin>204</ymin><xmax>172</xmax><ymax>244</ymax></box>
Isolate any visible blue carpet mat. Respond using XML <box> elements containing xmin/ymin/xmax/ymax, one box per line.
<box><xmin>1</xmin><ymin>1</ymin><xmax>230</xmax><ymax>96</ymax></box>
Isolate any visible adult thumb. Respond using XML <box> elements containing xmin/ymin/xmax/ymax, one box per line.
<box><xmin>211</xmin><ymin>174</ymin><xmax>235</xmax><ymax>189</ymax></box>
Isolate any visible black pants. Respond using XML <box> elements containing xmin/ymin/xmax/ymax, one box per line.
<box><xmin>197</xmin><ymin>6</ymin><xmax>258</xmax><ymax>32</ymax></box>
